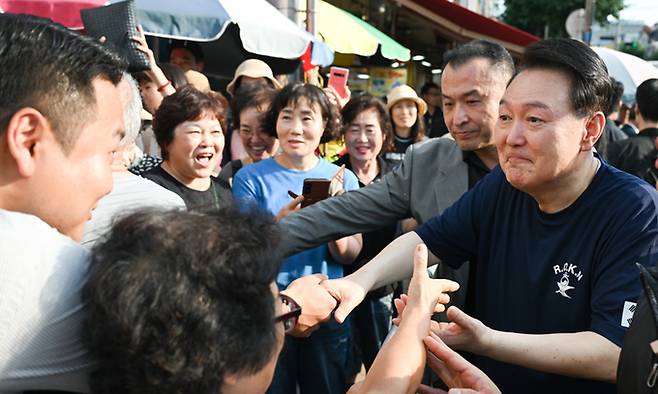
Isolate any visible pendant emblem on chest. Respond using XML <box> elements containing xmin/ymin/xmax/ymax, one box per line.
<box><xmin>553</xmin><ymin>263</ymin><xmax>583</xmax><ymax>299</ymax></box>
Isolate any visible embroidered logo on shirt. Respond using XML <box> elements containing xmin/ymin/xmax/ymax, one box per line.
<box><xmin>553</xmin><ymin>263</ymin><xmax>583</xmax><ymax>299</ymax></box>
<box><xmin>621</xmin><ymin>301</ymin><xmax>637</xmax><ymax>328</ymax></box>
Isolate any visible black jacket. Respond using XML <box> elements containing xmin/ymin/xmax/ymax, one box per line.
<box><xmin>609</xmin><ymin>127</ymin><xmax>658</xmax><ymax>186</ymax></box>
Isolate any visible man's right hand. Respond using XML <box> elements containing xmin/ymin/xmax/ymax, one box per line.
<box><xmin>320</xmin><ymin>275</ymin><xmax>368</xmax><ymax>323</ymax></box>
<box><xmin>281</xmin><ymin>274</ymin><xmax>337</xmax><ymax>337</ymax></box>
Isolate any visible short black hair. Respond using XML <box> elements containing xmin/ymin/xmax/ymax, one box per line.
<box><xmin>153</xmin><ymin>85</ymin><xmax>224</xmax><ymax>160</ymax></box>
<box><xmin>442</xmin><ymin>39</ymin><xmax>515</xmax><ymax>82</ymax></box>
<box><xmin>341</xmin><ymin>95</ymin><xmax>395</xmax><ymax>153</ymax></box>
<box><xmin>635</xmin><ymin>78</ymin><xmax>658</xmax><ymax>123</ymax></box>
<box><xmin>264</xmin><ymin>83</ymin><xmax>341</xmax><ymax>143</ymax></box>
<box><xmin>170</xmin><ymin>40</ymin><xmax>205</xmax><ymax>63</ymax></box>
<box><xmin>519</xmin><ymin>38</ymin><xmax>612</xmax><ymax>118</ymax></box>
<box><xmin>83</xmin><ymin>207</ymin><xmax>282</xmax><ymax>393</ymax></box>
<box><xmin>606</xmin><ymin>78</ymin><xmax>625</xmax><ymax>116</ymax></box>
<box><xmin>231</xmin><ymin>84</ymin><xmax>277</xmax><ymax>129</ymax></box>
<box><xmin>0</xmin><ymin>14</ymin><xmax>125</xmax><ymax>153</ymax></box>
<box><xmin>420</xmin><ymin>82</ymin><xmax>440</xmax><ymax>96</ymax></box>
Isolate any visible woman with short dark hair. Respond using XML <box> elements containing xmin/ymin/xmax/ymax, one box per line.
<box><xmin>142</xmin><ymin>85</ymin><xmax>232</xmax><ymax>210</ymax></box>
<box><xmin>233</xmin><ymin>83</ymin><xmax>361</xmax><ymax>394</ymax></box>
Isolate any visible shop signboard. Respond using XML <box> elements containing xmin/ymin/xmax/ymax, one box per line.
<box><xmin>369</xmin><ymin>67</ymin><xmax>408</xmax><ymax>98</ymax></box>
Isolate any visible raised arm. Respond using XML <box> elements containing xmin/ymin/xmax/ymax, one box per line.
<box><xmin>348</xmin><ymin>245</ymin><xmax>459</xmax><ymax>394</ymax></box>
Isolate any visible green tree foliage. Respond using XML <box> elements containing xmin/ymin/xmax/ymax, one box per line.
<box><xmin>502</xmin><ymin>0</ymin><xmax>624</xmax><ymax>38</ymax></box>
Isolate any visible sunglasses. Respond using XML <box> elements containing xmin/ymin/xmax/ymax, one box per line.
<box><xmin>275</xmin><ymin>293</ymin><xmax>302</xmax><ymax>334</ymax></box>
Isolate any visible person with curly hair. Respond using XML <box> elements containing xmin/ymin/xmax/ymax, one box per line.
<box><xmin>82</xmin><ymin>207</ymin><xmax>291</xmax><ymax>394</ymax></box>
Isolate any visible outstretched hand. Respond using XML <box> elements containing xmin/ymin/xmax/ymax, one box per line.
<box><xmin>417</xmin><ymin>333</ymin><xmax>501</xmax><ymax>394</ymax></box>
<box><xmin>431</xmin><ymin>306</ymin><xmax>493</xmax><ymax>355</ymax></box>
<box><xmin>392</xmin><ymin>244</ymin><xmax>459</xmax><ymax>327</ymax></box>
<box><xmin>321</xmin><ymin>276</ymin><xmax>368</xmax><ymax>324</ymax></box>
<box><xmin>406</xmin><ymin>244</ymin><xmax>459</xmax><ymax>315</ymax></box>
<box><xmin>281</xmin><ymin>274</ymin><xmax>337</xmax><ymax>337</ymax></box>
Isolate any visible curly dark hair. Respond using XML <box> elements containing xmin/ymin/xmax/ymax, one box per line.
<box><xmin>153</xmin><ymin>85</ymin><xmax>225</xmax><ymax>160</ymax></box>
<box><xmin>341</xmin><ymin>95</ymin><xmax>395</xmax><ymax>154</ymax></box>
<box><xmin>263</xmin><ymin>83</ymin><xmax>341</xmax><ymax>143</ymax></box>
<box><xmin>83</xmin><ymin>207</ymin><xmax>282</xmax><ymax>393</ymax></box>
<box><xmin>0</xmin><ymin>14</ymin><xmax>125</xmax><ymax>153</ymax></box>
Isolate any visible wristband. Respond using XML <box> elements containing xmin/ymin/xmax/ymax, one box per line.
<box><xmin>157</xmin><ymin>80</ymin><xmax>171</xmax><ymax>92</ymax></box>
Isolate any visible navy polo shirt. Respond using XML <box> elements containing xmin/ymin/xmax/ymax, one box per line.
<box><xmin>416</xmin><ymin>161</ymin><xmax>658</xmax><ymax>393</ymax></box>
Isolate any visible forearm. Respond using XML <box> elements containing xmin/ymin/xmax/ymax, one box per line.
<box><xmin>354</xmin><ymin>307</ymin><xmax>432</xmax><ymax>394</ymax></box>
<box><xmin>147</xmin><ymin>67</ymin><xmax>176</xmax><ymax>96</ymax></box>
<box><xmin>280</xmin><ymin>172</ymin><xmax>411</xmax><ymax>257</ymax></box>
<box><xmin>328</xmin><ymin>234</ymin><xmax>362</xmax><ymax>264</ymax></box>
<box><xmin>351</xmin><ymin>232</ymin><xmax>438</xmax><ymax>292</ymax></box>
<box><xmin>484</xmin><ymin>330</ymin><xmax>620</xmax><ymax>383</ymax></box>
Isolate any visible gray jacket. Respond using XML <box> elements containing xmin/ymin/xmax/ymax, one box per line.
<box><xmin>279</xmin><ymin>137</ymin><xmax>472</xmax><ymax>310</ymax></box>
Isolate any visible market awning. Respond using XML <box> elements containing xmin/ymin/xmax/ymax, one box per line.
<box><xmin>398</xmin><ymin>0</ymin><xmax>539</xmax><ymax>56</ymax></box>
<box><xmin>0</xmin><ymin>0</ymin><xmax>104</xmax><ymax>28</ymax></box>
<box><xmin>317</xmin><ymin>0</ymin><xmax>410</xmax><ymax>61</ymax></box>
<box><xmin>129</xmin><ymin>0</ymin><xmax>334</xmax><ymax>67</ymax></box>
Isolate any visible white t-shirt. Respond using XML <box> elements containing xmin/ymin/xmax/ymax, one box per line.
<box><xmin>81</xmin><ymin>173</ymin><xmax>185</xmax><ymax>247</ymax></box>
<box><xmin>0</xmin><ymin>210</ymin><xmax>92</xmax><ymax>393</ymax></box>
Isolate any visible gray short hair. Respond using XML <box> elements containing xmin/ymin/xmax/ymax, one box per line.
<box><xmin>119</xmin><ymin>73</ymin><xmax>143</xmax><ymax>147</ymax></box>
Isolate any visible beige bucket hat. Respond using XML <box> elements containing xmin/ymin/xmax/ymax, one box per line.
<box><xmin>184</xmin><ymin>70</ymin><xmax>211</xmax><ymax>92</ymax></box>
<box><xmin>386</xmin><ymin>84</ymin><xmax>427</xmax><ymax>115</ymax></box>
<box><xmin>226</xmin><ymin>59</ymin><xmax>282</xmax><ymax>96</ymax></box>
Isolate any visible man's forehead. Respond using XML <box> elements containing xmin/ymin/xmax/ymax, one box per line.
<box><xmin>441</xmin><ymin>58</ymin><xmax>498</xmax><ymax>93</ymax></box>
<box><xmin>501</xmin><ymin>69</ymin><xmax>571</xmax><ymax>110</ymax></box>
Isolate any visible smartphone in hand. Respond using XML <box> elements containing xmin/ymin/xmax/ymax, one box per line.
<box><xmin>328</xmin><ymin>67</ymin><xmax>349</xmax><ymax>100</ymax></box>
<box><xmin>301</xmin><ymin>178</ymin><xmax>331</xmax><ymax>208</ymax></box>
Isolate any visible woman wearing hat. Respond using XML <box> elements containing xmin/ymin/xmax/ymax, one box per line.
<box><xmin>223</xmin><ymin>59</ymin><xmax>283</xmax><ymax>166</ymax></box>
<box><xmin>383</xmin><ymin>84</ymin><xmax>428</xmax><ymax>165</ymax></box>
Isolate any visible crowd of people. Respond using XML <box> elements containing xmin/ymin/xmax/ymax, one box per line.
<box><xmin>2</xmin><ymin>11</ymin><xmax>658</xmax><ymax>394</ymax></box>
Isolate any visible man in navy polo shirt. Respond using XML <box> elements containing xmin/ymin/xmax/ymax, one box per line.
<box><xmin>322</xmin><ymin>38</ymin><xmax>658</xmax><ymax>393</ymax></box>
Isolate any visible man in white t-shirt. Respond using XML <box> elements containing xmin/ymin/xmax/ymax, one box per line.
<box><xmin>0</xmin><ymin>14</ymin><xmax>126</xmax><ymax>392</ymax></box>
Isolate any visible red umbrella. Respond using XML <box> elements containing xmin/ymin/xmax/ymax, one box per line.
<box><xmin>0</xmin><ymin>0</ymin><xmax>106</xmax><ymax>29</ymax></box>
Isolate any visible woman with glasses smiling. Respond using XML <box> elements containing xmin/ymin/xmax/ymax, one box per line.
<box><xmin>219</xmin><ymin>84</ymin><xmax>279</xmax><ymax>188</ymax></box>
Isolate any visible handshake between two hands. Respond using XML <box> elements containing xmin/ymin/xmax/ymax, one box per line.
<box><xmin>283</xmin><ymin>244</ymin><xmax>500</xmax><ymax>394</ymax></box>
<box><xmin>281</xmin><ymin>244</ymin><xmax>462</xmax><ymax>338</ymax></box>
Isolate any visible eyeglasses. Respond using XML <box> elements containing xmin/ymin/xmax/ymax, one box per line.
<box><xmin>275</xmin><ymin>294</ymin><xmax>302</xmax><ymax>334</ymax></box>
